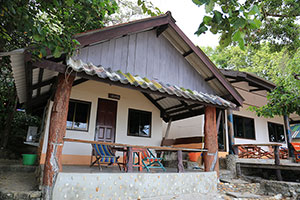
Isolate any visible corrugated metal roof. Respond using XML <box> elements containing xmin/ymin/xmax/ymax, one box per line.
<box><xmin>67</xmin><ymin>58</ymin><xmax>236</xmax><ymax>109</ymax></box>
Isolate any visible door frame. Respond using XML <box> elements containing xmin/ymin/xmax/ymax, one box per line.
<box><xmin>94</xmin><ymin>98</ymin><xmax>118</xmax><ymax>142</ymax></box>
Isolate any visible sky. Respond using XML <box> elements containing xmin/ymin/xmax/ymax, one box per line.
<box><xmin>151</xmin><ymin>0</ymin><xmax>220</xmax><ymax>47</ymax></box>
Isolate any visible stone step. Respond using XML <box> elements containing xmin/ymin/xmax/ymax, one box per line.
<box><xmin>0</xmin><ymin>189</ymin><xmax>42</xmax><ymax>200</ymax></box>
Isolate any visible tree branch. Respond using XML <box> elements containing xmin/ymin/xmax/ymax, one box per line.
<box><xmin>265</xmin><ymin>12</ymin><xmax>300</xmax><ymax>18</ymax></box>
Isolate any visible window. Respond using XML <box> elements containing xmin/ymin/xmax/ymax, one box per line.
<box><xmin>233</xmin><ymin>115</ymin><xmax>255</xmax><ymax>139</ymax></box>
<box><xmin>128</xmin><ymin>109</ymin><xmax>152</xmax><ymax>137</ymax></box>
<box><xmin>66</xmin><ymin>100</ymin><xmax>91</xmax><ymax>131</ymax></box>
<box><xmin>268</xmin><ymin>122</ymin><xmax>285</xmax><ymax>142</ymax></box>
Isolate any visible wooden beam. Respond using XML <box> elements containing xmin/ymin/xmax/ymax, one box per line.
<box><xmin>73</xmin><ymin>78</ymin><xmax>88</xmax><ymax>86</ymax></box>
<box><xmin>230</xmin><ymin>80</ymin><xmax>244</xmax><ymax>83</ymax></box>
<box><xmin>249</xmin><ymin>88</ymin><xmax>265</xmax><ymax>92</ymax></box>
<box><xmin>203</xmin><ymin>106</ymin><xmax>219</xmax><ymax>176</ymax></box>
<box><xmin>32</xmin><ymin>77</ymin><xmax>56</xmax><ymax>90</ymax></box>
<box><xmin>165</xmin><ymin>104</ymin><xmax>184</xmax><ymax>111</ymax></box>
<box><xmin>143</xmin><ymin>92</ymin><xmax>169</xmax><ymax>120</ymax></box>
<box><xmin>25</xmin><ymin>62</ymin><xmax>33</xmax><ymax>111</ymax></box>
<box><xmin>205</xmin><ymin>76</ymin><xmax>216</xmax><ymax>82</ymax></box>
<box><xmin>164</xmin><ymin>118</ymin><xmax>172</xmax><ymax>139</ymax></box>
<box><xmin>64</xmin><ymin>138</ymin><xmax>207</xmax><ymax>152</ymax></box>
<box><xmin>171</xmin><ymin>108</ymin><xmax>205</xmax><ymax>122</ymax></box>
<box><xmin>167</xmin><ymin>103</ymin><xmax>202</xmax><ymax>115</ymax></box>
<box><xmin>182</xmin><ymin>49</ymin><xmax>193</xmax><ymax>57</ymax></box>
<box><xmin>156</xmin><ymin>24</ymin><xmax>169</xmax><ymax>37</ymax></box>
<box><xmin>154</xmin><ymin>96</ymin><xmax>166</xmax><ymax>102</ymax></box>
<box><xmin>36</xmin><ymin>68</ymin><xmax>44</xmax><ymax>96</ymax></box>
<box><xmin>43</xmin><ymin>73</ymin><xmax>75</xmax><ymax>199</ymax></box>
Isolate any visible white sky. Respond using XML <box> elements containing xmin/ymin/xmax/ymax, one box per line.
<box><xmin>151</xmin><ymin>0</ymin><xmax>219</xmax><ymax>47</ymax></box>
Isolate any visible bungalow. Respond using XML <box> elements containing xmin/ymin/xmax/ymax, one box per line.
<box><xmin>164</xmin><ymin>69</ymin><xmax>299</xmax><ymax>157</ymax></box>
<box><xmin>8</xmin><ymin>12</ymin><xmax>243</xmax><ymax>199</ymax></box>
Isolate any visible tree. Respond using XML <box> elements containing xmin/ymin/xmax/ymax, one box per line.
<box><xmin>0</xmin><ymin>0</ymin><xmax>118</xmax><ymax>57</ymax></box>
<box><xmin>202</xmin><ymin>44</ymin><xmax>288</xmax><ymax>81</ymax></box>
<box><xmin>202</xmin><ymin>44</ymin><xmax>300</xmax><ymax>118</ymax></box>
<box><xmin>193</xmin><ymin>0</ymin><xmax>300</xmax><ymax>52</ymax></box>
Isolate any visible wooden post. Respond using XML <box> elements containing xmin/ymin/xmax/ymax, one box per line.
<box><xmin>203</xmin><ymin>106</ymin><xmax>219</xmax><ymax>176</ymax></box>
<box><xmin>273</xmin><ymin>145</ymin><xmax>282</xmax><ymax>181</ymax></box>
<box><xmin>283</xmin><ymin>115</ymin><xmax>294</xmax><ymax>158</ymax></box>
<box><xmin>42</xmin><ymin>73</ymin><xmax>75</xmax><ymax>200</ymax></box>
<box><xmin>126</xmin><ymin>147</ymin><xmax>133</xmax><ymax>172</ymax></box>
<box><xmin>177</xmin><ymin>150</ymin><xmax>184</xmax><ymax>173</ymax></box>
<box><xmin>227</xmin><ymin>109</ymin><xmax>235</xmax><ymax>155</ymax></box>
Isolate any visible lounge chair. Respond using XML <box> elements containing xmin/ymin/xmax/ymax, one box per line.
<box><xmin>132</xmin><ymin>148</ymin><xmax>166</xmax><ymax>172</ymax></box>
<box><xmin>90</xmin><ymin>144</ymin><xmax>123</xmax><ymax>171</ymax></box>
<box><xmin>291</xmin><ymin>143</ymin><xmax>300</xmax><ymax>162</ymax></box>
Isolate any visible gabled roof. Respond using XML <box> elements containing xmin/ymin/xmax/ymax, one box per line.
<box><xmin>73</xmin><ymin>12</ymin><xmax>243</xmax><ymax>106</ymax></box>
<box><xmin>7</xmin><ymin>12</ymin><xmax>244</xmax><ymax>118</ymax></box>
<box><xmin>220</xmin><ymin>69</ymin><xmax>276</xmax><ymax>92</ymax></box>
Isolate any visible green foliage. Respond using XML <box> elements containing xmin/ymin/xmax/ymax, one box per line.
<box><xmin>193</xmin><ymin>0</ymin><xmax>300</xmax><ymax>51</ymax></box>
<box><xmin>0</xmin><ymin>57</ymin><xmax>15</xmax><ymax>129</ymax></box>
<box><xmin>251</xmin><ymin>50</ymin><xmax>300</xmax><ymax>117</ymax></box>
<box><xmin>0</xmin><ymin>0</ymin><xmax>118</xmax><ymax>58</ymax></box>
<box><xmin>137</xmin><ymin>0</ymin><xmax>162</xmax><ymax>17</ymax></box>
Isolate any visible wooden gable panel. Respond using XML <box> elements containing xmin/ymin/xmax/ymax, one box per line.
<box><xmin>73</xmin><ymin>30</ymin><xmax>215</xmax><ymax>94</ymax></box>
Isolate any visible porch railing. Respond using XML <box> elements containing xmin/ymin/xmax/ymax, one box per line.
<box><xmin>63</xmin><ymin>138</ymin><xmax>207</xmax><ymax>173</ymax></box>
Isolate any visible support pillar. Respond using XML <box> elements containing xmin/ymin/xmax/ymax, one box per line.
<box><xmin>283</xmin><ymin>115</ymin><xmax>294</xmax><ymax>158</ymax></box>
<box><xmin>227</xmin><ymin>109</ymin><xmax>235</xmax><ymax>155</ymax></box>
<box><xmin>203</xmin><ymin>106</ymin><xmax>219</xmax><ymax>176</ymax></box>
<box><xmin>42</xmin><ymin>73</ymin><xmax>75</xmax><ymax>200</ymax></box>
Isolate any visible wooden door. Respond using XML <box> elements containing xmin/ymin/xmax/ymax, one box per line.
<box><xmin>95</xmin><ymin>98</ymin><xmax>117</xmax><ymax>142</ymax></box>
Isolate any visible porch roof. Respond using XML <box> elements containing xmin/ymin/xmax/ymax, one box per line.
<box><xmin>66</xmin><ymin>58</ymin><xmax>236</xmax><ymax>122</ymax></box>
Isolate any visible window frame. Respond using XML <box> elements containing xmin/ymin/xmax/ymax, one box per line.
<box><xmin>233</xmin><ymin>115</ymin><xmax>256</xmax><ymax>140</ymax></box>
<box><xmin>267</xmin><ymin>122</ymin><xmax>286</xmax><ymax>143</ymax></box>
<box><xmin>127</xmin><ymin>108</ymin><xmax>152</xmax><ymax>138</ymax></box>
<box><xmin>66</xmin><ymin>99</ymin><xmax>91</xmax><ymax>132</ymax></box>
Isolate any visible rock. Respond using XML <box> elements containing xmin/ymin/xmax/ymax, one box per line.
<box><xmin>273</xmin><ymin>194</ymin><xmax>282</xmax><ymax>199</ymax></box>
<box><xmin>225</xmin><ymin>191</ymin><xmax>261</xmax><ymax>198</ymax></box>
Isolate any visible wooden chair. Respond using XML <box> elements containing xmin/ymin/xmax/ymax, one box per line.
<box><xmin>132</xmin><ymin>148</ymin><xmax>166</xmax><ymax>172</ymax></box>
<box><xmin>90</xmin><ymin>144</ymin><xmax>123</xmax><ymax>171</ymax></box>
<box><xmin>291</xmin><ymin>143</ymin><xmax>300</xmax><ymax>162</ymax></box>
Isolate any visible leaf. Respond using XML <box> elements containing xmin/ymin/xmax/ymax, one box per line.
<box><xmin>203</xmin><ymin>16</ymin><xmax>212</xmax><ymax>24</ymax></box>
<box><xmin>232</xmin><ymin>17</ymin><xmax>246</xmax><ymax>29</ymax></box>
<box><xmin>195</xmin><ymin>23</ymin><xmax>208</xmax><ymax>35</ymax></box>
<box><xmin>33</xmin><ymin>34</ymin><xmax>42</xmax><ymax>42</ymax></box>
<box><xmin>213</xmin><ymin>10</ymin><xmax>222</xmax><ymax>23</ymax></box>
<box><xmin>53</xmin><ymin>46</ymin><xmax>63</xmax><ymax>58</ymax></box>
<box><xmin>253</xmin><ymin>19</ymin><xmax>262</xmax><ymax>28</ymax></box>
<box><xmin>205</xmin><ymin>1</ymin><xmax>215</xmax><ymax>13</ymax></box>
<box><xmin>249</xmin><ymin>5</ymin><xmax>260</xmax><ymax>16</ymax></box>
<box><xmin>220</xmin><ymin>32</ymin><xmax>232</xmax><ymax>47</ymax></box>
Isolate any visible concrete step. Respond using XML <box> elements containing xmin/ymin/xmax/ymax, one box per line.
<box><xmin>0</xmin><ymin>189</ymin><xmax>42</xmax><ymax>200</ymax></box>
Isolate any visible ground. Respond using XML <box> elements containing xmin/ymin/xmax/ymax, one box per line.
<box><xmin>0</xmin><ymin>160</ymin><xmax>295</xmax><ymax>199</ymax></box>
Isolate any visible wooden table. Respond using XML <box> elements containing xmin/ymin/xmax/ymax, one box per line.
<box><xmin>64</xmin><ymin>138</ymin><xmax>207</xmax><ymax>173</ymax></box>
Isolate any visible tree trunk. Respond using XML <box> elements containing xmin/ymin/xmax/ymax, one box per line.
<box><xmin>203</xmin><ymin>106</ymin><xmax>219</xmax><ymax>176</ymax></box>
<box><xmin>42</xmin><ymin>73</ymin><xmax>75</xmax><ymax>200</ymax></box>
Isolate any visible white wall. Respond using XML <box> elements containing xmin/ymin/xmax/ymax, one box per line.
<box><xmin>42</xmin><ymin>80</ymin><xmax>162</xmax><ymax>156</ymax></box>
<box><xmin>162</xmin><ymin>115</ymin><xmax>204</xmax><ymax>139</ymax></box>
